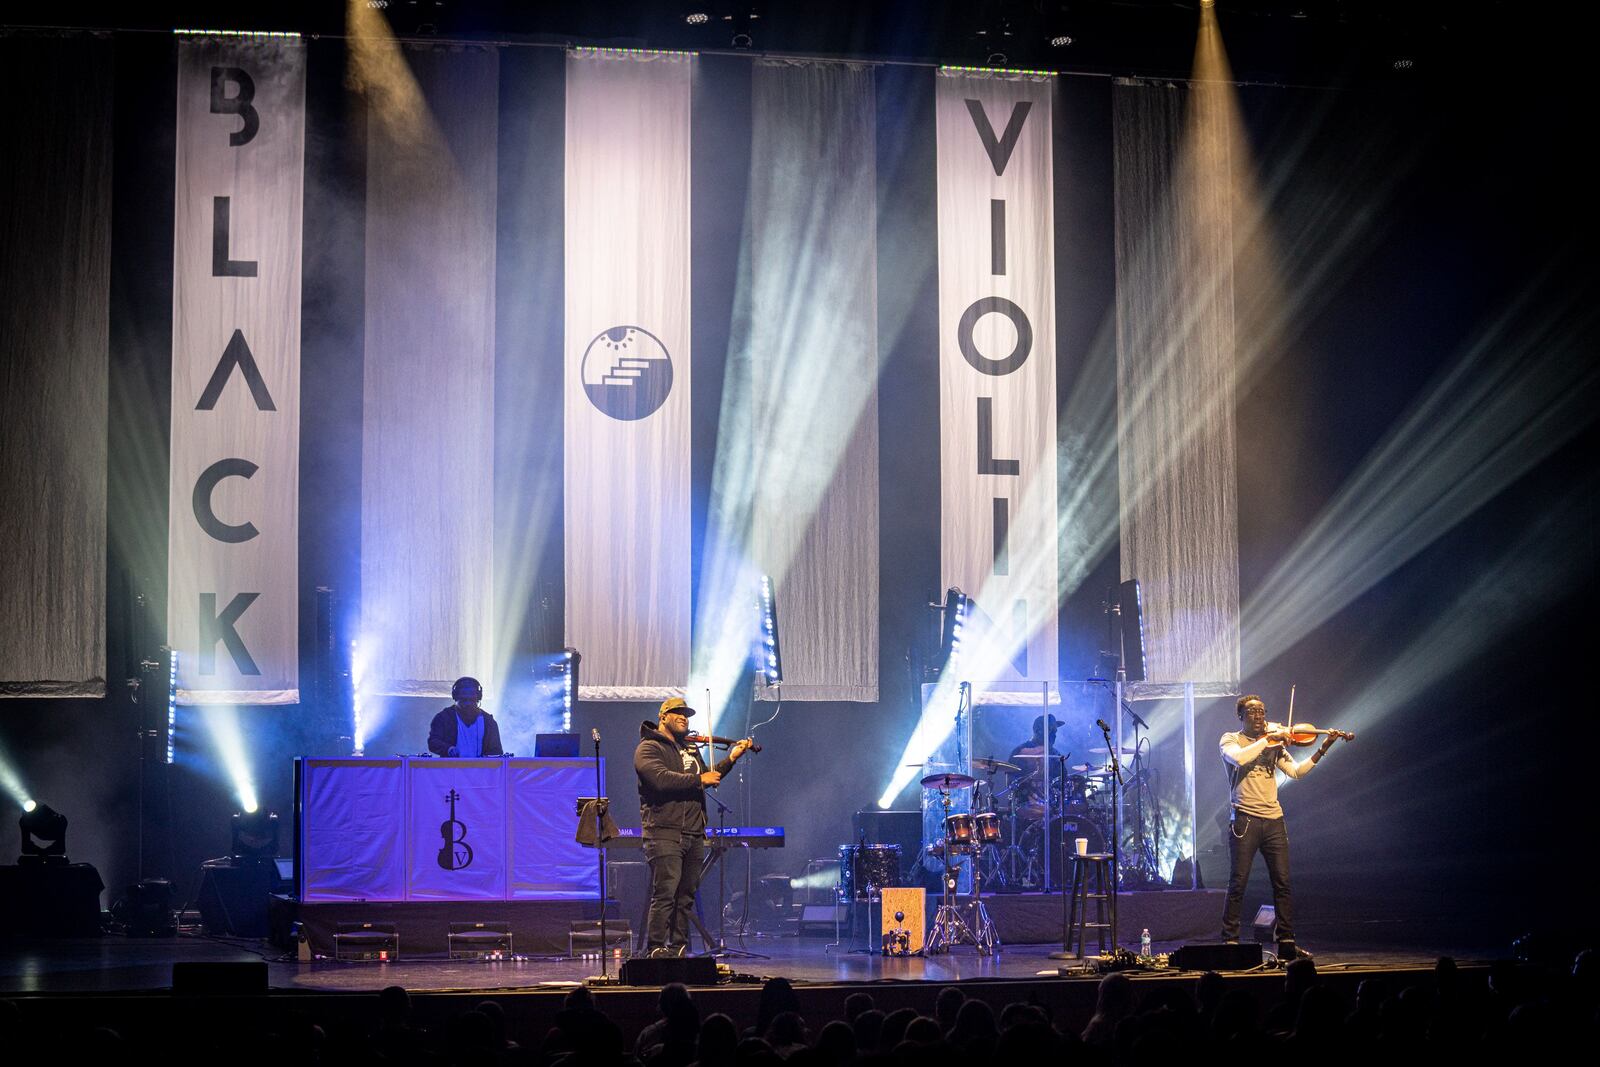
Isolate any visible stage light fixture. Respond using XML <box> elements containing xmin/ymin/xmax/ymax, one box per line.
<box><xmin>166</xmin><ymin>649</ymin><xmax>178</xmax><ymax>764</ymax></box>
<box><xmin>685</xmin><ymin>12</ymin><xmax>709</xmax><ymax>25</ymax></box>
<box><xmin>936</xmin><ymin>587</ymin><xmax>969</xmax><ymax>675</ymax></box>
<box><xmin>560</xmin><ymin>648</ymin><xmax>581</xmax><ymax>731</ymax></box>
<box><xmin>22</xmin><ymin>799</ymin><xmax>37</xmax><ymax>813</ymax></box>
<box><xmin>350</xmin><ymin>638</ymin><xmax>366</xmax><ymax>756</ymax></box>
<box><xmin>19</xmin><ymin>802</ymin><xmax>69</xmax><ymax>865</ymax></box>
<box><xmin>231</xmin><ymin>808</ymin><xmax>279</xmax><ymax>864</ymax></box>
<box><xmin>755</xmin><ymin>575</ymin><xmax>782</xmax><ymax>685</ymax></box>
<box><xmin>1049</xmin><ymin>35</ymin><xmax>1073</xmax><ymax>48</ymax></box>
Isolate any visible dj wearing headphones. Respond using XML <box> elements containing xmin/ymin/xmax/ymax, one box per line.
<box><xmin>427</xmin><ymin>676</ymin><xmax>505</xmax><ymax>757</ymax></box>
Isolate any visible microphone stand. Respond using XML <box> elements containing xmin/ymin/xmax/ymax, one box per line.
<box><xmin>1098</xmin><ymin>711</ymin><xmax>1124</xmax><ymax>953</ymax></box>
<box><xmin>589</xmin><ymin>728</ymin><xmax>615</xmax><ymax>984</ymax></box>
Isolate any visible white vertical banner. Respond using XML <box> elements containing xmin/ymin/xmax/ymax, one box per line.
<box><xmin>564</xmin><ymin>50</ymin><xmax>694</xmax><ymax>698</ymax></box>
<box><xmin>359</xmin><ymin>45</ymin><xmax>499</xmax><ymax>697</ymax></box>
<box><xmin>168</xmin><ymin>38</ymin><xmax>305</xmax><ymax>704</ymax></box>
<box><xmin>935</xmin><ymin>71</ymin><xmax>1059</xmax><ymax>683</ymax></box>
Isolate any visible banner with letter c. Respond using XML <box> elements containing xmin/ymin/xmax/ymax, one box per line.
<box><xmin>167</xmin><ymin>37</ymin><xmax>305</xmax><ymax>704</ymax></box>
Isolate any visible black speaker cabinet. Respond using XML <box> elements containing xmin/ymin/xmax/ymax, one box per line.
<box><xmin>1171</xmin><ymin>941</ymin><xmax>1264</xmax><ymax>971</ymax></box>
<box><xmin>618</xmin><ymin>955</ymin><xmax>719</xmax><ymax>986</ymax></box>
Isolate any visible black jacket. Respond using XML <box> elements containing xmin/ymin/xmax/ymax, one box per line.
<box><xmin>427</xmin><ymin>707</ymin><xmax>504</xmax><ymax>757</ymax></box>
<box><xmin>634</xmin><ymin>720</ymin><xmax>735</xmax><ymax>836</ymax></box>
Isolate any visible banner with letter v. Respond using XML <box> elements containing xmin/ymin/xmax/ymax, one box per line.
<box><xmin>935</xmin><ymin>70</ymin><xmax>1060</xmax><ymax>684</ymax></box>
<box><xmin>167</xmin><ymin>37</ymin><xmax>305</xmax><ymax>704</ymax></box>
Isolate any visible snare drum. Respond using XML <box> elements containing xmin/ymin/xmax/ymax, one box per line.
<box><xmin>973</xmin><ymin>811</ymin><xmax>1002</xmax><ymax>845</ymax></box>
<box><xmin>943</xmin><ymin>813</ymin><xmax>976</xmax><ymax>850</ymax></box>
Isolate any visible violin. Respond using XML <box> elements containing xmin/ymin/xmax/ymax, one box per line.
<box><xmin>687</xmin><ymin>732</ymin><xmax>762</xmax><ymax>754</ymax></box>
<box><xmin>1265</xmin><ymin>722</ymin><xmax>1356</xmax><ymax>746</ymax></box>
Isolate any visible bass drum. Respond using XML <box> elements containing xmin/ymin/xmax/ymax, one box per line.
<box><xmin>837</xmin><ymin>843</ymin><xmax>903</xmax><ymax>901</ymax></box>
<box><xmin>1018</xmin><ymin>809</ymin><xmax>1108</xmax><ymax>886</ymax></box>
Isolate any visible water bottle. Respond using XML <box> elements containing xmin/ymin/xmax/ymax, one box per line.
<box><xmin>1140</xmin><ymin>928</ymin><xmax>1151</xmax><ymax>957</ymax></box>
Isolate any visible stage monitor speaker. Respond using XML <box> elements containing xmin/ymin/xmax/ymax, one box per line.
<box><xmin>196</xmin><ymin>859</ymin><xmax>276</xmax><ymax>937</ymax></box>
<box><xmin>619</xmin><ymin>955</ymin><xmax>719</xmax><ymax>986</ymax></box>
<box><xmin>1171</xmin><ymin>941</ymin><xmax>1263</xmax><ymax>971</ymax></box>
<box><xmin>172</xmin><ymin>961</ymin><xmax>268</xmax><ymax>995</ymax></box>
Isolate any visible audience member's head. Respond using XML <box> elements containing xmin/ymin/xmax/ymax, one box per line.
<box><xmin>852</xmin><ymin>1007</ymin><xmax>884</xmax><ymax>1051</ymax></box>
<box><xmin>756</xmin><ymin>977</ymin><xmax>802</xmax><ymax>1038</ymax></box>
<box><xmin>904</xmin><ymin>1016</ymin><xmax>943</xmax><ymax>1044</ymax></box>
<box><xmin>879</xmin><ymin>1007</ymin><xmax>917</xmax><ymax>1049</ymax></box>
<box><xmin>697</xmin><ymin>1013</ymin><xmax>739</xmax><ymax>1067</ymax></box>
<box><xmin>951</xmin><ymin>998</ymin><xmax>997</xmax><ymax>1051</ymax></box>
<box><xmin>767</xmin><ymin>1010</ymin><xmax>808</xmax><ymax>1051</ymax></box>
<box><xmin>815</xmin><ymin>1019</ymin><xmax>858</xmax><ymax>1064</ymax></box>
<box><xmin>935</xmin><ymin>986</ymin><xmax>965</xmax><ymax>1031</ymax></box>
<box><xmin>844</xmin><ymin>992</ymin><xmax>875</xmax><ymax>1023</ymax></box>
<box><xmin>377</xmin><ymin>985</ymin><xmax>413</xmax><ymax>1028</ymax></box>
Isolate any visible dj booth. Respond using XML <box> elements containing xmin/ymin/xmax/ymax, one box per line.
<box><xmin>287</xmin><ymin>756</ymin><xmax>616</xmax><ymax>955</ymax></box>
<box><xmin>295</xmin><ymin>756</ymin><xmax>603</xmax><ymax>902</ymax></box>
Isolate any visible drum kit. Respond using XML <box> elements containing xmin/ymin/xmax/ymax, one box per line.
<box><xmin>919</xmin><ymin>770</ymin><xmax>997</xmax><ymax>954</ymax></box>
<box><xmin>922</xmin><ymin>752</ymin><xmax>1127</xmax><ymax>894</ymax></box>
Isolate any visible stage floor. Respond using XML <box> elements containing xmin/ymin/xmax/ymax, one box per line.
<box><xmin>1</xmin><ymin>930</ymin><xmax>1485</xmax><ymax>997</ymax></box>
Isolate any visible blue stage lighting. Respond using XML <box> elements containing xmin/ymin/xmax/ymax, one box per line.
<box><xmin>560</xmin><ymin>648</ymin><xmax>582</xmax><ymax>731</ymax></box>
<box><xmin>166</xmin><ymin>650</ymin><xmax>178</xmax><ymax>764</ymax></box>
<box><xmin>350</xmin><ymin>638</ymin><xmax>366</xmax><ymax>756</ymax></box>
<box><xmin>755</xmin><ymin>575</ymin><xmax>782</xmax><ymax>685</ymax></box>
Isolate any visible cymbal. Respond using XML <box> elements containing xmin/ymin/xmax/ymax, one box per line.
<box><xmin>903</xmin><ymin>763</ymin><xmax>925</xmax><ymax>768</ymax></box>
<box><xmin>972</xmin><ymin>757</ymin><xmax>1020</xmax><ymax>774</ymax></box>
<box><xmin>1088</xmin><ymin>746</ymin><xmax>1138</xmax><ymax>757</ymax></box>
<box><xmin>1010</xmin><ymin>752</ymin><xmax>1058</xmax><ymax>760</ymax></box>
<box><xmin>1068</xmin><ymin>763</ymin><xmax>1102</xmax><ymax>774</ymax></box>
<box><xmin>920</xmin><ymin>771</ymin><xmax>977</xmax><ymax>790</ymax></box>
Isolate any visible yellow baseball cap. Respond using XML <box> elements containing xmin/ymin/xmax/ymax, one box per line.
<box><xmin>659</xmin><ymin>697</ymin><xmax>696</xmax><ymax>717</ymax></box>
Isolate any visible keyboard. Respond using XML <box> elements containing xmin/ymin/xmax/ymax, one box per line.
<box><xmin>607</xmin><ymin>826</ymin><xmax>785</xmax><ymax>848</ymax></box>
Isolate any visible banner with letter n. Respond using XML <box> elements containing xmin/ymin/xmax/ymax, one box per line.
<box><xmin>167</xmin><ymin>37</ymin><xmax>305</xmax><ymax>704</ymax></box>
<box><xmin>563</xmin><ymin>49</ymin><xmax>694</xmax><ymax>699</ymax></box>
<box><xmin>934</xmin><ymin>70</ymin><xmax>1059</xmax><ymax>684</ymax></box>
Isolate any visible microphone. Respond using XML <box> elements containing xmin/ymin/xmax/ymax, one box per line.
<box><xmin>591</xmin><ymin>728</ymin><xmax>601</xmax><ymax>743</ymax></box>
<box><xmin>1096</xmin><ymin>719</ymin><xmax>1111</xmax><ymax>733</ymax></box>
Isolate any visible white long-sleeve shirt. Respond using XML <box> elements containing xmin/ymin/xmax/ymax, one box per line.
<box><xmin>1220</xmin><ymin>731</ymin><xmax>1317</xmax><ymax>818</ymax></box>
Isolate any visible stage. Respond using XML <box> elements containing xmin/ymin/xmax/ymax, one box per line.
<box><xmin>0</xmin><ymin>925</ymin><xmax>1489</xmax><ymax>1047</ymax></box>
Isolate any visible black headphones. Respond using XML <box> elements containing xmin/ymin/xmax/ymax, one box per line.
<box><xmin>452</xmin><ymin>676</ymin><xmax>484</xmax><ymax>702</ymax></box>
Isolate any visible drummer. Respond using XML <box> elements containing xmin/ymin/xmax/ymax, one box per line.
<box><xmin>1007</xmin><ymin>713</ymin><xmax>1067</xmax><ymax>812</ymax></box>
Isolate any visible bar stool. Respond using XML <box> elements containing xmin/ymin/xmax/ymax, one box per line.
<box><xmin>1064</xmin><ymin>853</ymin><xmax>1115</xmax><ymax>958</ymax></box>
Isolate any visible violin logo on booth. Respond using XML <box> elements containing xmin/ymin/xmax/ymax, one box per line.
<box><xmin>580</xmin><ymin>325</ymin><xmax>673</xmax><ymax>421</ymax></box>
<box><xmin>437</xmin><ymin>789</ymin><xmax>473</xmax><ymax>871</ymax></box>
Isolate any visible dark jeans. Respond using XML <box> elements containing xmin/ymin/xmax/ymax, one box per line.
<box><xmin>643</xmin><ymin>829</ymin><xmax>705</xmax><ymax>951</ymax></box>
<box><xmin>1221</xmin><ymin>811</ymin><xmax>1295</xmax><ymax>942</ymax></box>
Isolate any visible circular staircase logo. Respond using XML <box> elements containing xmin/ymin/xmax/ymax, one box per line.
<box><xmin>580</xmin><ymin>326</ymin><xmax>673</xmax><ymax>421</ymax></box>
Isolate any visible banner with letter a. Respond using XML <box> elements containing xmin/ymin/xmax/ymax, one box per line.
<box><xmin>168</xmin><ymin>37</ymin><xmax>305</xmax><ymax>704</ymax></box>
<box><xmin>935</xmin><ymin>70</ymin><xmax>1059</xmax><ymax>684</ymax></box>
<box><xmin>564</xmin><ymin>50</ymin><xmax>694</xmax><ymax>699</ymax></box>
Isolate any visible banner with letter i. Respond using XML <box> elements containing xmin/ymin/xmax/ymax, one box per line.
<box><xmin>935</xmin><ymin>69</ymin><xmax>1059</xmax><ymax>683</ymax></box>
<box><xmin>167</xmin><ymin>37</ymin><xmax>305</xmax><ymax>704</ymax></box>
